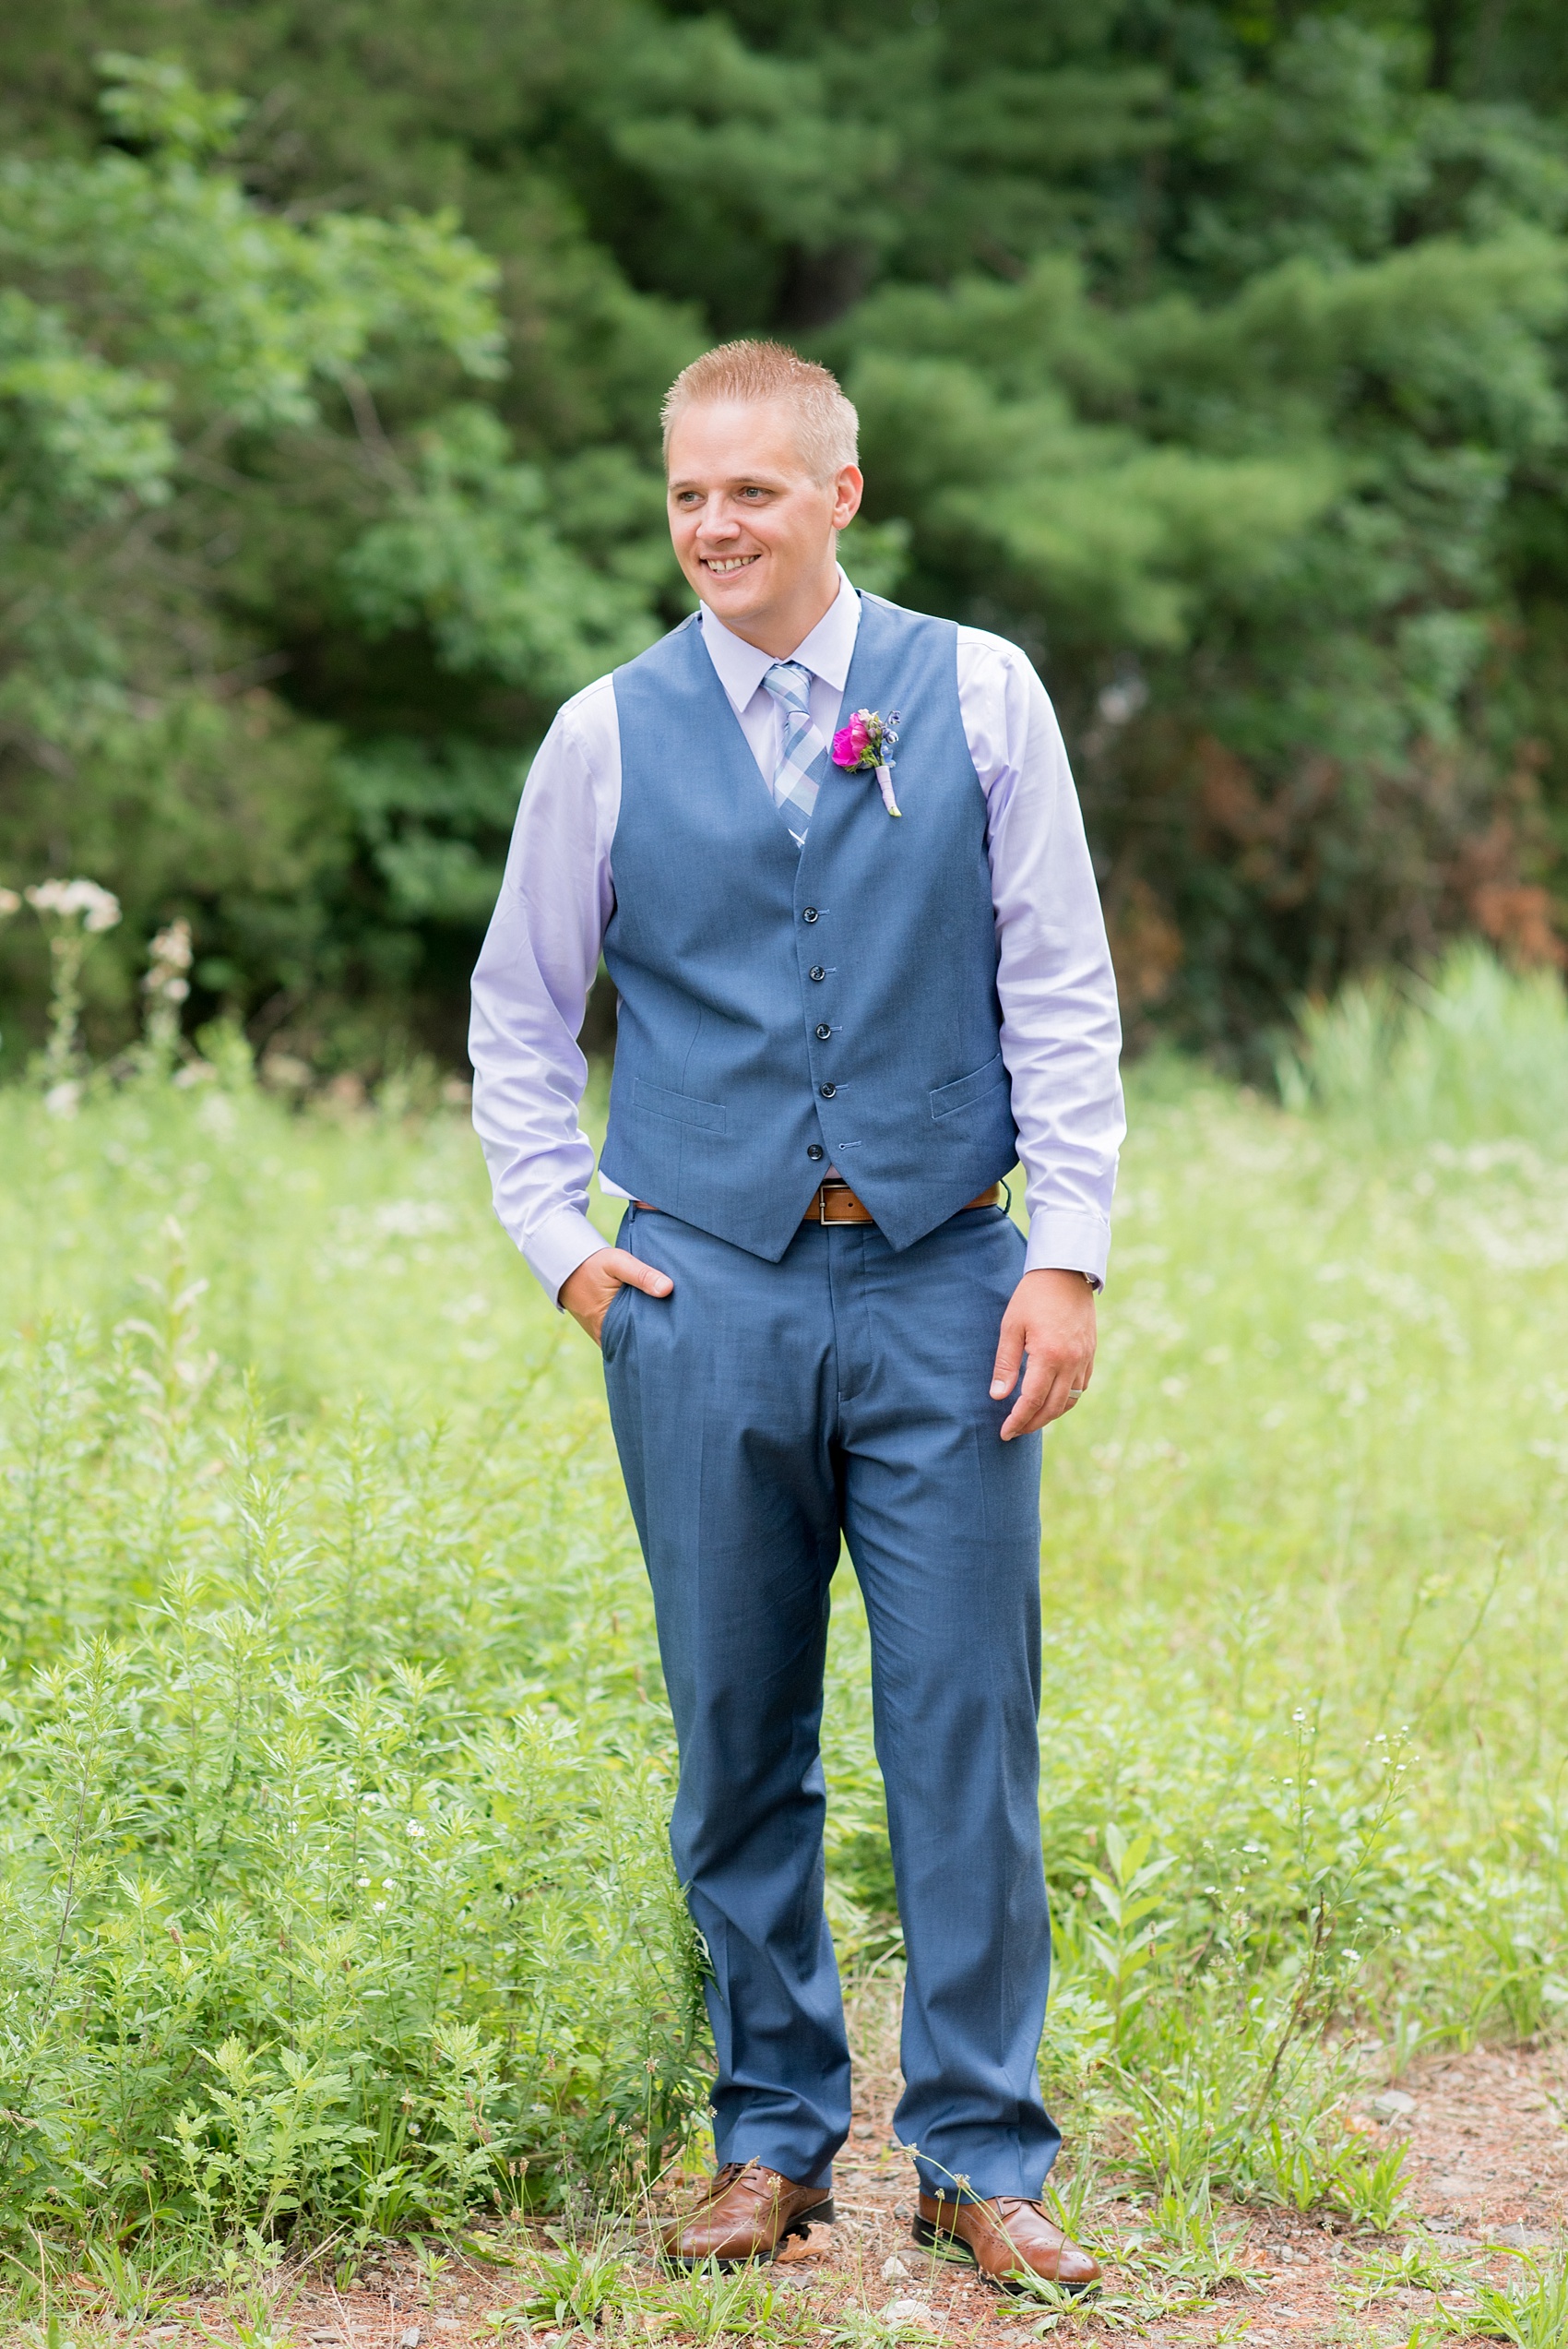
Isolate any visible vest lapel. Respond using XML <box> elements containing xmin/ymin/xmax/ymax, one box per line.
<box><xmin>680</xmin><ymin>617</ymin><xmax>812</xmax><ymax>851</ymax></box>
<box><xmin>797</xmin><ymin>593</ymin><xmax>894</xmax><ymax>883</ymax></box>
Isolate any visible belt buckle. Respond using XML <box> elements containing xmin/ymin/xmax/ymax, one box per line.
<box><xmin>818</xmin><ymin>1182</ymin><xmax>849</xmax><ymax>1225</ymax></box>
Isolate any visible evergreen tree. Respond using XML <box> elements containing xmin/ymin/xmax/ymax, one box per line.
<box><xmin>1</xmin><ymin>5</ymin><xmax>1565</xmax><ymax>1063</ymax></box>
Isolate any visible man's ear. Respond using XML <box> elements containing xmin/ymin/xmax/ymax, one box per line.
<box><xmin>832</xmin><ymin>464</ymin><xmax>864</xmax><ymax>531</ymax></box>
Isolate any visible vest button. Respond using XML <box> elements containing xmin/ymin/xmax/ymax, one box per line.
<box><xmin>809</xmin><ymin>966</ymin><xmax>826</xmax><ymax>982</ymax></box>
<box><xmin>815</xmin><ymin>1023</ymin><xmax>832</xmax><ymax>1041</ymax></box>
<box><xmin>819</xmin><ymin>1082</ymin><xmax>837</xmax><ymax>1099</ymax></box>
<box><xmin>807</xmin><ymin>1143</ymin><xmax>825</xmax><ymax>1162</ymax></box>
<box><xmin>802</xmin><ymin>906</ymin><xmax>819</xmax><ymax>924</ymax></box>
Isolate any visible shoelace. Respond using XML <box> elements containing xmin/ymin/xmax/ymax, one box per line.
<box><xmin>691</xmin><ymin>2158</ymin><xmax>758</xmax><ymax>2208</ymax></box>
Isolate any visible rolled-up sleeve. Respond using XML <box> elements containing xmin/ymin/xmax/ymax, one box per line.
<box><xmin>469</xmin><ymin>677</ymin><xmax>621</xmax><ymax>1302</ymax></box>
<box><xmin>959</xmin><ymin>629</ymin><xmax>1125</xmax><ymax>1287</ymax></box>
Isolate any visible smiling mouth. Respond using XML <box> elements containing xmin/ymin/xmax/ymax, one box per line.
<box><xmin>701</xmin><ymin>554</ymin><xmax>760</xmax><ymax>575</ymax></box>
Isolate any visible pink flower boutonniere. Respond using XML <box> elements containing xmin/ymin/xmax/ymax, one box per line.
<box><xmin>830</xmin><ymin>708</ymin><xmax>902</xmax><ymax>817</ymax></box>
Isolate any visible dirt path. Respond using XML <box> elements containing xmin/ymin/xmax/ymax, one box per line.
<box><xmin>62</xmin><ymin>2036</ymin><xmax>1566</xmax><ymax>2345</ymax></box>
<box><xmin>790</xmin><ymin>2035</ymin><xmax>1568</xmax><ymax>2344</ymax></box>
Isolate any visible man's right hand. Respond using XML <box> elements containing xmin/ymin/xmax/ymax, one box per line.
<box><xmin>559</xmin><ymin>1246</ymin><xmax>674</xmax><ymax>1345</ymax></box>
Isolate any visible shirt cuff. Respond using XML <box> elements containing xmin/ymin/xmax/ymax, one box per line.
<box><xmin>525</xmin><ymin>1205</ymin><xmax>612</xmax><ymax>1306</ymax></box>
<box><xmin>1023</xmin><ymin>1208</ymin><xmax>1110</xmax><ymax>1291</ymax></box>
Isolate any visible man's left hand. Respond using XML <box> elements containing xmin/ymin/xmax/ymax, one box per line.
<box><xmin>991</xmin><ymin>1268</ymin><xmax>1097</xmax><ymax>1441</ymax></box>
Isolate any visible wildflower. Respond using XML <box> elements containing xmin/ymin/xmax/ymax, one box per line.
<box><xmin>148</xmin><ymin>917</ymin><xmax>193</xmax><ymax>971</ymax></box>
<box><xmin>24</xmin><ymin>876</ymin><xmax>123</xmax><ymax>1080</ymax></box>
<box><xmin>406</xmin><ymin>1820</ymin><xmax>425</xmax><ymax>1838</ymax></box>
<box><xmin>143</xmin><ymin>917</ymin><xmax>193</xmax><ymax>1005</ymax></box>
<box><xmin>373</xmin><ymin>1900</ymin><xmax>387</xmax><ymax>1914</ymax></box>
<box><xmin>26</xmin><ymin>877</ymin><xmax>122</xmax><ymax>932</ymax></box>
<box><xmin>139</xmin><ymin>915</ymin><xmax>194</xmax><ymax>1059</ymax></box>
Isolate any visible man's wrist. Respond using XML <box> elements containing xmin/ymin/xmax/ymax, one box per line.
<box><xmin>1021</xmin><ymin>1208</ymin><xmax>1108</xmax><ymax>1290</ymax></box>
<box><xmin>526</xmin><ymin>1210</ymin><xmax>611</xmax><ymax>1309</ymax></box>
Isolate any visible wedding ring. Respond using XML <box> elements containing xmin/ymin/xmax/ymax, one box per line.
<box><xmin>1068</xmin><ymin>1387</ymin><xmax>1087</xmax><ymax>1398</ymax></box>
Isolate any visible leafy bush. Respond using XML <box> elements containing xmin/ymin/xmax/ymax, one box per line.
<box><xmin>2</xmin><ymin>1611</ymin><xmax>705</xmax><ymax>2238</ymax></box>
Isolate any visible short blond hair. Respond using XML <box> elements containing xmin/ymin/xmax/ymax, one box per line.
<box><xmin>661</xmin><ymin>340</ymin><xmax>859</xmax><ymax>483</ymax></box>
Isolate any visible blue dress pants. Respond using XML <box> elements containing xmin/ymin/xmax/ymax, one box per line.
<box><xmin>601</xmin><ymin>1199</ymin><xmax>1059</xmax><ymax>2200</ymax></box>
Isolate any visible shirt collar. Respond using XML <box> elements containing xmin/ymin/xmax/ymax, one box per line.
<box><xmin>698</xmin><ymin>565</ymin><xmax>861</xmax><ymax>715</ymax></box>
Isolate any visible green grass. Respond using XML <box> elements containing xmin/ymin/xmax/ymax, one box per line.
<box><xmin>1</xmin><ymin>954</ymin><xmax>1566</xmax><ymax>2275</ymax></box>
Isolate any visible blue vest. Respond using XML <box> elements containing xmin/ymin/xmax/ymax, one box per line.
<box><xmin>600</xmin><ymin>591</ymin><xmax>1016</xmax><ymax>1259</ymax></box>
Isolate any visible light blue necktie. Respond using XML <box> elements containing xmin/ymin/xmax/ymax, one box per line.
<box><xmin>762</xmin><ymin>661</ymin><xmax>827</xmax><ymax>847</ymax></box>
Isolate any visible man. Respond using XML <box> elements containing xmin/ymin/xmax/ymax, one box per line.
<box><xmin>470</xmin><ymin>341</ymin><xmax>1123</xmax><ymax>2293</ymax></box>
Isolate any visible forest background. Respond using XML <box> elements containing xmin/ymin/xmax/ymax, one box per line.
<box><xmin>6</xmin><ymin>0</ymin><xmax>1568</xmax><ymax>1079</ymax></box>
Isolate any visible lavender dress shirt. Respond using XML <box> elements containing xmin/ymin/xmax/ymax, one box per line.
<box><xmin>470</xmin><ymin>569</ymin><xmax>1125</xmax><ymax>1302</ymax></box>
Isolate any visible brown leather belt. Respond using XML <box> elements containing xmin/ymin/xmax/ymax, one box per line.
<box><xmin>635</xmin><ymin>1182</ymin><xmax>1003</xmax><ymax>1230</ymax></box>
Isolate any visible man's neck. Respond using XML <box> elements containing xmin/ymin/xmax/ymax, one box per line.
<box><xmin>707</xmin><ymin>560</ymin><xmax>841</xmax><ymax>660</ymax></box>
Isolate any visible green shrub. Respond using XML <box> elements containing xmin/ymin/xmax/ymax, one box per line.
<box><xmin>0</xmin><ymin>1415</ymin><xmax>707</xmax><ymax>2241</ymax></box>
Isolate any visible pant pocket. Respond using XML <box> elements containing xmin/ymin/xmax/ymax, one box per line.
<box><xmin>600</xmin><ymin>1276</ymin><xmax>636</xmax><ymax>1360</ymax></box>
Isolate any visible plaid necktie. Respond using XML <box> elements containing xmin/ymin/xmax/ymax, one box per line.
<box><xmin>762</xmin><ymin>660</ymin><xmax>826</xmax><ymax>847</ymax></box>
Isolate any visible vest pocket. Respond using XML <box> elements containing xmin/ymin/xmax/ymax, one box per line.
<box><xmin>632</xmin><ymin>1078</ymin><xmax>728</xmax><ymax>1133</ymax></box>
<box><xmin>929</xmin><ymin>1051</ymin><xmax>1009</xmax><ymax>1121</ymax></box>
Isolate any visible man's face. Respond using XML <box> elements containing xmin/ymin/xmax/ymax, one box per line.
<box><xmin>666</xmin><ymin>399</ymin><xmax>862</xmax><ymax>638</ymax></box>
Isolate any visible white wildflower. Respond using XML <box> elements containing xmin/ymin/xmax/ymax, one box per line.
<box><xmin>141</xmin><ymin>914</ymin><xmax>195</xmax><ymax>1055</ymax></box>
<box><xmin>148</xmin><ymin>918</ymin><xmax>193</xmax><ymax>972</ymax></box>
<box><xmin>27</xmin><ymin>877</ymin><xmax>122</xmax><ymax>931</ymax></box>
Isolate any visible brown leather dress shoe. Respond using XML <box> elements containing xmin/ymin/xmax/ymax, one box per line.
<box><xmin>914</xmin><ymin>2193</ymin><xmax>1101</xmax><ymax>2295</ymax></box>
<box><xmin>660</xmin><ymin>2160</ymin><xmax>834</xmax><ymax>2268</ymax></box>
